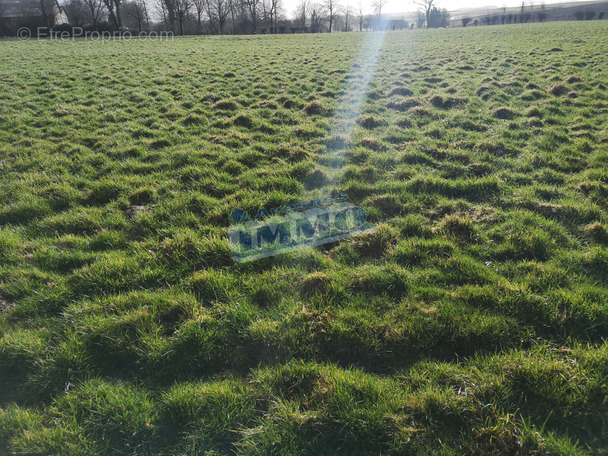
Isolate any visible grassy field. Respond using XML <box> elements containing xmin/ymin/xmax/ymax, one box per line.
<box><xmin>0</xmin><ymin>20</ymin><xmax>607</xmax><ymax>455</ymax></box>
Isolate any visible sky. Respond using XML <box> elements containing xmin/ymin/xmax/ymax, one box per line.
<box><xmin>284</xmin><ymin>0</ymin><xmax>597</xmax><ymax>18</ymax></box>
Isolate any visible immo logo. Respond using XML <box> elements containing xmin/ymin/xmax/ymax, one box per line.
<box><xmin>228</xmin><ymin>194</ymin><xmax>376</xmax><ymax>262</ymax></box>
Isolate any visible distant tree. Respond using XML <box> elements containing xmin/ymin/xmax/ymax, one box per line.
<box><xmin>63</xmin><ymin>0</ymin><xmax>88</xmax><ymax>26</ymax></box>
<box><xmin>208</xmin><ymin>0</ymin><xmax>230</xmax><ymax>33</ymax></box>
<box><xmin>309</xmin><ymin>2</ymin><xmax>324</xmax><ymax>32</ymax></box>
<box><xmin>585</xmin><ymin>11</ymin><xmax>595</xmax><ymax>20</ymax></box>
<box><xmin>412</xmin><ymin>0</ymin><xmax>434</xmax><ymax>28</ymax></box>
<box><xmin>415</xmin><ymin>10</ymin><xmax>424</xmax><ymax>28</ymax></box>
<box><xmin>242</xmin><ymin>0</ymin><xmax>260</xmax><ymax>32</ymax></box>
<box><xmin>574</xmin><ymin>11</ymin><xmax>584</xmax><ymax>20</ymax></box>
<box><xmin>28</xmin><ymin>0</ymin><xmax>60</xmax><ymax>29</ymax></box>
<box><xmin>357</xmin><ymin>1</ymin><xmax>365</xmax><ymax>30</ymax></box>
<box><xmin>322</xmin><ymin>0</ymin><xmax>338</xmax><ymax>32</ymax></box>
<box><xmin>82</xmin><ymin>0</ymin><xmax>105</xmax><ymax>27</ymax></box>
<box><xmin>528</xmin><ymin>0</ymin><xmax>535</xmax><ymax>10</ymax></box>
<box><xmin>371</xmin><ymin>0</ymin><xmax>387</xmax><ymax>18</ymax></box>
<box><xmin>599</xmin><ymin>12</ymin><xmax>605</xmax><ymax>20</ymax></box>
<box><xmin>537</xmin><ymin>11</ymin><xmax>546</xmax><ymax>22</ymax></box>
<box><xmin>441</xmin><ymin>7</ymin><xmax>449</xmax><ymax>26</ymax></box>
<box><xmin>295</xmin><ymin>0</ymin><xmax>308</xmax><ymax>29</ymax></box>
<box><xmin>191</xmin><ymin>0</ymin><xmax>204</xmax><ymax>32</ymax></box>
<box><xmin>160</xmin><ymin>0</ymin><xmax>178</xmax><ymax>32</ymax></box>
<box><xmin>102</xmin><ymin>0</ymin><xmax>123</xmax><ymax>29</ymax></box>
<box><xmin>123</xmin><ymin>0</ymin><xmax>150</xmax><ymax>31</ymax></box>
<box><xmin>266</xmin><ymin>0</ymin><xmax>283</xmax><ymax>33</ymax></box>
<box><xmin>427</xmin><ymin>6</ymin><xmax>447</xmax><ymax>27</ymax></box>
<box><xmin>0</xmin><ymin>1</ymin><xmax>6</xmax><ymax>33</ymax></box>
<box><xmin>342</xmin><ymin>4</ymin><xmax>354</xmax><ymax>31</ymax></box>
<box><xmin>176</xmin><ymin>0</ymin><xmax>191</xmax><ymax>34</ymax></box>
<box><xmin>461</xmin><ymin>16</ymin><xmax>471</xmax><ymax>27</ymax></box>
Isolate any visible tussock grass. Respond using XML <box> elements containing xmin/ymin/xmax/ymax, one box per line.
<box><xmin>0</xmin><ymin>21</ymin><xmax>608</xmax><ymax>455</ymax></box>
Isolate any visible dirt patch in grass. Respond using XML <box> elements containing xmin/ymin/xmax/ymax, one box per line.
<box><xmin>0</xmin><ymin>297</ymin><xmax>15</xmax><ymax>313</ymax></box>
<box><xmin>387</xmin><ymin>97</ymin><xmax>421</xmax><ymax>111</ymax></box>
<box><xmin>585</xmin><ymin>222</ymin><xmax>608</xmax><ymax>243</ymax></box>
<box><xmin>124</xmin><ymin>205</ymin><xmax>147</xmax><ymax>219</ymax></box>
<box><xmin>493</xmin><ymin>107</ymin><xmax>517</xmax><ymax>120</ymax></box>
<box><xmin>358</xmin><ymin>115</ymin><xmax>383</xmax><ymax>129</ymax></box>
<box><xmin>430</xmin><ymin>95</ymin><xmax>468</xmax><ymax>109</ymax></box>
<box><xmin>302</xmin><ymin>100</ymin><xmax>327</xmax><ymax>115</ymax></box>
<box><xmin>410</xmin><ymin>106</ymin><xmax>433</xmax><ymax>117</ymax></box>
<box><xmin>548</xmin><ymin>83</ymin><xmax>569</xmax><ymax>96</ymax></box>
<box><xmin>389</xmin><ymin>87</ymin><xmax>414</xmax><ymax>97</ymax></box>
<box><xmin>430</xmin><ymin>95</ymin><xmax>444</xmax><ymax>108</ymax></box>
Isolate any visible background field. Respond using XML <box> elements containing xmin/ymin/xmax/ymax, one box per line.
<box><xmin>0</xmin><ymin>21</ymin><xmax>607</xmax><ymax>455</ymax></box>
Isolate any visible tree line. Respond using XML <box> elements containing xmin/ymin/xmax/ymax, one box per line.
<box><xmin>0</xmin><ymin>0</ymin><xmax>406</xmax><ymax>36</ymax></box>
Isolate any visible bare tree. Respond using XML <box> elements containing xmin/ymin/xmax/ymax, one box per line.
<box><xmin>161</xmin><ymin>0</ymin><xmax>177</xmax><ymax>31</ymax></box>
<box><xmin>342</xmin><ymin>3</ymin><xmax>353</xmax><ymax>31</ymax></box>
<box><xmin>82</xmin><ymin>0</ymin><xmax>105</xmax><ymax>27</ymax></box>
<box><xmin>260</xmin><ymin>0</ymin><xmax>280</xmax><ymax>32</ymax></box>
<box><xmin>154</xmin><ymin>0</ymin><xmax>168</xmax><ymax>26</ymax></box>
<box><xmin>206</xmin><ymin>0</ymin><xmax>229</xmax><ymax>33</ymax></box>
<box><xmin>62</xmin><ymin>0</ymin><xmax>88</xmax><ymax>25</ymax></box>
<box><xmin>357</xmin><ymin>1</ymin><xmax>365</xmax><ymax>30</ymax></box>
<box><xmin>0</xmin><ymin>0</ymin><xmax>6</xmax><ymax>18</ymax></box>
<box><xmin>371</xmin><ymin>0</ymin><xmax>386</xmax><ymax>18</ymax></box>
<box><xmin>175</xmin><ymin>0</ymin><xmax>191</xmax><ymax>34</ymax></box>
<box><xmin>268</xmin><ymin>0</ymin><xmax>281</xmax><ymax>32</ymax></box>
<box><xmin>528</xmin><ymin>0</ymin><xmax>535</xmax><ymax>10</ymax></box>
<box><xmin>309</xmin><ymin>1</ymin><xmax>324</xmax><ymax>32</ymax></box>
<box><xmin>29</xmin><ymin>0</ymin><xmax>59</xmax><ymax>29</ymax></box>
<box><xmin>191</xmin><ymin>0</ymin><xmax>204</xmax><ymax>31</ymax></box>
<box><xmin>123</xmin><ymin>0</ymin><xmax>149</xmax><ymax>31</ymax></box>
<box><xmin>416</xmin><ymin>10</ymin><xmax>424</xmax><ymax>27</ymax></box>
<box><xmin>0</xmin><ymin>0</ymin><xmax>8</xmax><ymax>36</ymax></box>
<box><xmin>412</xmin><ymin>0</ymin><xmax>434</xmax><ymax>27</ymax></box>
<box><xmin>102</xmin><ymin>0</ymin><xmax>123</xmax><ymax>28</ymax></box>
<box><xmin>322</xmin><ymin>0</ymin><xmax>338</xmax><ymax>32</ymax></box>
<box><xmin>243</xmin><ymin>0</ymin><xmax>260</xmax><ymax>32</ymax></box>
<box><xmin>295</xmin><ymin>0</ymin><xmax>308</xmax><ymax>29</ymax></box>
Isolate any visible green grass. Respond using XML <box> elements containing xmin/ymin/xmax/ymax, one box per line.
<box><xmin>0</xmin><ymin>21</ymin><xmax>607</xmax><ymax>454</ymax></box>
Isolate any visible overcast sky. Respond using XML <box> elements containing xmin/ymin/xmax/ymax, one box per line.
<box><xmin>284</xmin><ymin>0</ymin><xmax>597</xmax><ymax>18</ymax></box>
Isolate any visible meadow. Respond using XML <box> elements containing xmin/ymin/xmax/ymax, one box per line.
<box><xmin>0</xmin><ymin>20</ymin><xmax>607</xmax><ymax>454</ymax></box>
